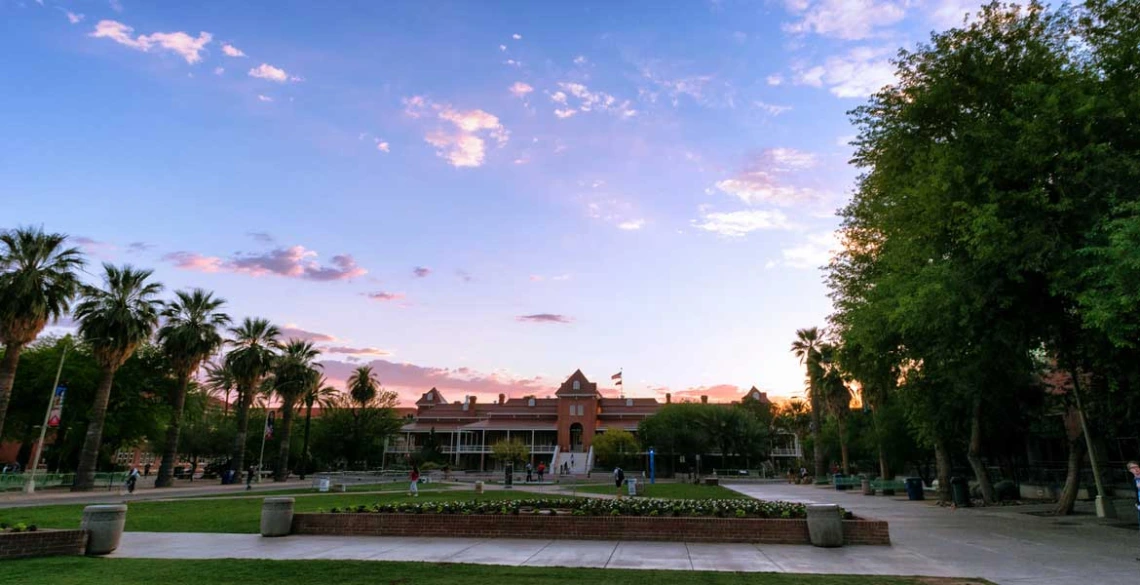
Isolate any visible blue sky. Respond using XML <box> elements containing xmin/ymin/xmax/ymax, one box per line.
<box><xmin>2</xmin><ymin>0</ymin><xmax>985</xmax><ymax>404</ymax></box>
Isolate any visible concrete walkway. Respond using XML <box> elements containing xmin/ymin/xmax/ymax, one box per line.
<box><xmin>0</xmin><ymin>478</ymin><xmax>314</xmax><ymax>508</ymax></box>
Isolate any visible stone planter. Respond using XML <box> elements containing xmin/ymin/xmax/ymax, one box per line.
<box><xmin>805</xmin><ymin>504</ymin><xmax>843</xmax><ymax>548</ymax></box>
<box><xmin>260</xmin><ymin>497</ymin><xmax>295</xmax><ymax>537</ymax></box>
<box><xmin>80</xmin><ymin>504</ymin><xmax>126</xmax><ymax>555</ymax></box>
<box><xmin>0</xmin><ymin>529</ymin><xmax>88</xmax><ymax>560</ymax></box>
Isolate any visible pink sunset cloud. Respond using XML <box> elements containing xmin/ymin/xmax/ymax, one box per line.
<box><xmin>318</xmin><ymin>358</ymin><xmax>554</xmax><ymax>405</ymax></box>
<box><xmin>517</xmin><ymin>313</ymin><xmax>572</xmax><ymax>324</ymax></box>
<box><xmin>279</xmin><ymin>325</ymin><xmax>337</xmax><ymax>343</ymax></box>
<box><xmin>163</xmin><ymin>251</ymin><xmax>224</xmax><ymax>272</ymax></box>
<box><xmin>366</xmin><ymin>291</ymin><xmax>405</xmax><ymax>301</ymax></box>
<box><xmin>164</xmin><ymin>245</ymin><xmax>366</xmax><ymax>281</ymax></box>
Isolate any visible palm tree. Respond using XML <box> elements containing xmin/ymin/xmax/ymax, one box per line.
<box><xmin>203</xmin><ymin>361</ymin><xmax>236</xmax><ymax>416</ymax></box>
<box><xmin>818</xmin><ymin>344</ymin><xmax>853</xmax><ymax>474</ymax></box>
<box><xmin>0</xmin><ymin>227</ymin><xmax>84</xmax><ymax>441</ymax></box>
<box><xmin>154</xmin><ymin>289</ymin><xmax>230</xmax><ymax>488</ymax></box>
<box><xmin>790</xmin><ymin>326</ymin><xmax>826</xmax><ymax>480</ymax></box>
<box><xmin>271</xmin><ymin>340</ymin><xmax>321</xmax><ymax>481</ymax></box>
<box><xmin>299</xmin><ymin>376</ymin><xmax>337</xmax><ymax>478</ymax></box>
<box><xmin>224</xmin><ymin>317</ymin><xmax>281</xmax><ymax>476</ymax></box>
<box><xmin>72</xmin><ymin>264</ymin><xmax>163</xmax><ymax>491</ymax></box>
<box><xmin>347</xmin><ymin>365</ymin><xmax>379</xmax><ymax>407</ymax></box>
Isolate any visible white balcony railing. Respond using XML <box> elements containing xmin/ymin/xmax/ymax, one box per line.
<box><xmin>770</xmin><ymin>447</ymin><xmax>803</xmax><ymax>457</ymax></box>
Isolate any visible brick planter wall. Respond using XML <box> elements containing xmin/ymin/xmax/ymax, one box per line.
<box><xmin>0</xmin><ymin>530</ymin><xmax>88</xmax><ymax>560</ymax></box>
<box><xmin>292</xmin><ymin>513</ymin><xmax>890</xmax><ymax>545</ymax></box>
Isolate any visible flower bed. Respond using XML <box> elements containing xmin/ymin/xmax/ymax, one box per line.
<box><xmin>321</xmin><ymin>497</ymin><xmax>851</xmax><ymax>520</ymax></box>
<box><xmin>0</xmin><ymin>526</ymin><xmax>88</xmax><ymax>560</ymax></box>
<box><xmin>293</xmin><ymin>498</ymin><xmax>888</xmax><ymax>545</ymax></box>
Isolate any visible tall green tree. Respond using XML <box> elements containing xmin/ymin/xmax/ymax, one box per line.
<box><xmin>299</xmin><ymin>376</ymin><xmax>337</xmax><ymax>478</ymax></box>
<box><xmin>790</xmin><ymin>327</ymin><xmax>826</xmax><ymax>479</ymax></box>
<box><xmin>817</xmin><ymin>345</ymin><xmax>853</xmax><ymax>474</ymax></box>
<box><xmin>154</xmin><ymin>289</ymin><xmax>230</xmax><ymax>488</ymax></box>
<box><xmin>203</xmin><ymin>361</ymin><xmax>236</xmax><ymax>416</ymax></box>
<box><xmin>346</xmin><ymin>365</ymin><xmax>379</xmax><ymax>407</ymax></box>
<box><xmin>270</xmin><ymin>340</ymin><xmax>321</xmax><ymax>481</ymax></box>
<box><xmin>72</xmin><ymin>264</ymin><xmax>163</xmax><ymax>491</ymax></box>
<box><xmin>224</xmin><ymin>318</ymin><xmax>280</xmax><ymax>475</ymax></box>
<box><xmin>0</xmin><ymin>227</ymin><xmax>84</xmax><ymax>441</ymax></box>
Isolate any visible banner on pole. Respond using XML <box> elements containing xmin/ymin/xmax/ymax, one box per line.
<box><xmin>47</xmin><ymin>385</ymin><xmax>66</xmax><ymax>428</ymax></box>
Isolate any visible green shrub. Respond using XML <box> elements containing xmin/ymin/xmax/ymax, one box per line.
<box><xmin>324</xmin><ymin>498</ymin><xmax>830</xmax><ymax>519</ymax></box>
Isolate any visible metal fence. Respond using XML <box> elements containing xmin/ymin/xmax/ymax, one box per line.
<box><xmin>0</xmin><ymin>471</ymin><xmax>128</xmax><ymax>492</ymax></box>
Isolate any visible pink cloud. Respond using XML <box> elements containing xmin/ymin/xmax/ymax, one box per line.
<box><xmin>517</xmin><ymin>313</ymin><xmax>572</xmax><ymax>324</ymax></box>
<box><xmin>413</xmin><ymin>266</ymin><xmax>431</xmax><ymax>278</ymax></box>
<box><xmin>366</xmin><ymin>291</ymin><xmax>405</xmax><ymax>302</ymax></box>
<box><xmin>165</xmin><ymin>245</ymin><xmax>367</xmax><ymax>281</ymax></box>
<box><xmin>323</xmin><ymin>346</ymin><xmax>392</xmax><ymax>357</ymax></box>
<box><xmin>90</xmin><ymin>20</ymin><xmax>212</xmax><ymax>64</ymax></box>
<box><xmin>280</xmin><ymin>326</ymin><xmax>336</xmax><ymax>343</ymax></box>
<box><xmin>318</xmin><ymin>358</ymin><xmax>554</xmax><ymax>406</ymax></box>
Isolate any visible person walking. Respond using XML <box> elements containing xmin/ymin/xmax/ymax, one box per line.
<box><xmin>1128</xmin><ymin>460</ymin><xmax>1140</xmax><ymax>560</ymax></box>
<box><xmin>525</xmin><ymin>462</ymin><xmax>533</xmax><ymax>483</ymax></box>
<box><xmin>613</xmin><ymin>466</ymin><xmax>625</xmax><ymax>493</ymax></box>
<box><xmin>537</xmin><ymin>462</ymin><xmax>545</xmax><ymax>482</ymax></box>
<box><xmin>409</xmin><ymin>465</ymin><xmax>420</xmax><ymax>497</ymax></box>
<box><xmin>143</xmin><ymin>463</ymin><xmax>151</xmax><ymax>478</ymax></box>
<box><xmin>246</xmin><ymin>464</ymin><xmax>255</xmax><ymax>491</ymax></box>
<box><xmin>126</xmin><ymin>467</ymin><xmax>140</xmax><ymax>494</ymax></box>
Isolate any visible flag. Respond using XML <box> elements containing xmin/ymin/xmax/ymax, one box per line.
<box><xmin>612</xmin><ymin>370</ymin><xmax>622</xmax><ymax>385</ymax></box>
<box><xmin>264</xmin><ymin>411</ymin><xmax>275</xmax><ymax>439</ymax></box>
<box><xmin>47</xmin><ymin>385</ymin><xmax>66</xmax><ymax>428</ymax></box>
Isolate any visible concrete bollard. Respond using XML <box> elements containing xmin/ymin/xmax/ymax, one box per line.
<box><xmin>805</xmin><ymin>504</ymin><xmax>844</xmax><ymax>548</ymax></box>
<box><xmin>81</xmin><ymin>504</ymin><xmax>127</xmax><ymax>555</ymax></box>
<box><xmin>474</xmin><ymin>480</ymin><xmax>484</xmax><ymax>494</ymax></box>
<box><xmin>862</xmin><ymin>477</ymin><xmax>874</xmax><ymax>496</ymax></box>
<box><xmin>260</xmin><ymin>497</ymin><xmax>295</xmax><ymax>537</ymax></box>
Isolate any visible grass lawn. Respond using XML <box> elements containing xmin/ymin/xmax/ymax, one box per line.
<box><xmin>570</xmin><ymin>482</ymin><xmax>747</xmax><ymax>500</ymax></box>
<box><xmin>197</xmin><ymin>482</ymin><xmax>453</xmax><ymax>497</ymax></box>
<box><xmin>0</xmin><ymin>489</ymin><xmax>538</xmax><ymax>534</ymax></box>
<box><xmin>4</xmin><ymin>558</ymin><xmax>986</xmax><ymax>585</ymax></box>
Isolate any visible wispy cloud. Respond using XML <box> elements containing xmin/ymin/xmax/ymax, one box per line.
<box><xmin>512</xmin><ymin>33</ymin><xmax>522</xmax><ymax>40</ymax></box>
<box><xmin>376</xmin><ymin>140</ymin><xmax>390</xmax><ymax>153</ymax></box>
<box><xmin>793</xmin><ymin>47</ymin><xmax>896</xmax><ymax>98</ymax></box>
<box><xmin>108</xmin><ymin>0</ymin><xmax>123</xmax><ymax>12</ymax></box>
<box><xmin>617</xmin><ymin>219</ymin><xmax>645</xmax><ymax>231</ymax></box>
<box><xmin>414</xmin><ymin>101</ymin><xmax>509</xmax><ymax>168</ymax></box>
<box><xmin>713</xmin><ymin>148</ymin><xmax>820</xmax><ymax>206</ymax></box>
<box><xmin>509</xmin><ymin>81</ymin><xmax>534</xmax><ymax>98</ymax></box>
<box><xmin>324</xmin><ymin>346</ymin><xmax>392</xmax><ymax>356</ymax></box>
<box><xmin>413</xmin><ymin>266</ymin><xmax>431</xmax><ymax>278</ymax></box>
<box><xmin>517</xmin><ymin>314</ymin><xmax>572</xmax><ymax>324</ymax></box>
<box><xmin>754</xmin><ymin>101</ymin><xmax>793</xmax><ymax>116</ymax></box>
<box><xmin>164</xmin><ymin>245</ymin><xmax>367</xmax><ymax>281</ymax></box>
<box><xmin>366</xmin><ymin>291</ymin><xmax>405</xmax><ymax>301</ymax></box>
<box><xmin>783</xmin><ymin>0</ymin><xmax>908</xmax><ymax>40</ymax></box>
<box><xmin>125</xmin><ymin>241</ymin><xmax>153</xmax><ymax>253</ymax></box>
<box><xmin>280</xmin><ymin>325</ymin><xmax>337</xmax><ymax>343</ymax></box>
<box><xmin>90</xmin><ymin>20</ymin><xmax>212</xmax><ymax>64</ymax></box>
<box><xmin>782</xmin><ymin>231</ymin><xmax>841</xmax><ymax>269</ymax></box>
<box><xmin>693</xmin><ymin>209</ymin><xmax>796</xmax><ymax>237</ymax></box>
<box><xmin>221</xmin><ymin>43</ymin><xmax>245</xmax><ymax>57</ymax></box>
<box><xmin>257</xmin><ymin>94</ymin><xmax>274</xmax><ymax>102</ymax></box>
<box><xmin>61</xmin><ymin>9</ymin><xmax>84</xmax><ymax>24</ymax></box>
<box><xmin>248</xmin><ymin>232</ymin><xmax>274</xmax><ymax>244</ymax></box>
<box><xmin>550</xmin><ymin>82</ymin><xmax>637</xmax><ymax>119</ymax></box>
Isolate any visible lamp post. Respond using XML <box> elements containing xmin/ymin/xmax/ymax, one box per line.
<box><xmin>24</xmin><ymin>336</ymin><xmax>72</xmax><ymax>494</ymax></box>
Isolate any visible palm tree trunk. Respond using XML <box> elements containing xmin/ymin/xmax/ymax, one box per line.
<box><xmin>838</xmin><ymin>416</ymin><xmax>850</xmax><ymax>475</ymax></box>
<box><xmin>300</xmin><ymin>402</ymin><xmax>314</xmax><ymax>479</ymax></box>
<box><xmin>966</xmin><ymin>398</ymin><xmax>995</xmax><ymax>504</ymax></box>
<box><xmin>934</xmin><ymin>436</ymin><xmax>952</xmax><ymax>503</ymax></box>
<box><xmin>230</xmin><ymin>385</ymin><xmax>253</xmax><ymax>475</ymax></box>
<box><xmin>73</xmin><ymin>367</ymin><xmax>117</xmax><ymax>492</ymax></box>
<box><xmin>809</xmin><ymin>390</ymin><xmax>826</xmax><ymax>480</ymax></box>
<box><xmin>223</xmin><ymin>390</ymin><xmax>230</xmax><ymax>416</ymax></box>
<box><xmin>155</xmin><ymin>372</ymin><xmax>190</xmax><ymax>488</ymax></box>
<box><xmin>0</xmin><ymin>342</ymin><xmax>25</xmax><ymax>442</ymax></box>
<box><xmin>275</xmin><ymin>400</ymin><xmax>295</xmax><ymax>482</ymax></box>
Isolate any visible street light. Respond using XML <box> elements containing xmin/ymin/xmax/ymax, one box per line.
<box><xmin>24</xmin><ymin>335</ymin><xmax>73</xmax><ymax>494</ymax></box>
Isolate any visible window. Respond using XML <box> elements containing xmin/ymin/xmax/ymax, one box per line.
<box><xmin>626</xmin><ymin>398</ymin><xmax>633</xmax><ymax>407</ymax></box>
<box><xmin>528</xmin><ymin>397</ymin><xmax>536</xmax><ymax>407</ymax></box>
<box><xmin>573</xmin><ymin>380</ymin><xmax>581</xmax><ymax>390</ymax></box>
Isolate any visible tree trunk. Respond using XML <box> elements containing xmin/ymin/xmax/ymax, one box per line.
<box><xmin>1054</xmin><ymin>427</ymin><xmax>1084</xmax><ymax>515</ymax></box>
<box><xmin>155</xmin><ymin>372</ymin><xmax>191</xmax><ymax>488</ymax></box>
<box><xmin>809</xmin><ymin>390</ymin><xmax>826</xmax><ymax>480</ymax></box>
<box><xmin>838</xmin><ymin>416</ymin><xmax>850</xmax><ymax>475</ymax></box>
<box><xmin>878</xmin><ymin>442</ymin><xmax>891</xmax><ymax>480</ymax></box>
<box><xmin>190</xmin><ymin>454</ymin><xmax>199</xmax><ymax>482</ymax></box>
<box><xmin>0</xmin><ymin>342</ymin><xmax>25</xmax><ymax>443</ymax></box>
<box><xmin>966</xmin><ymin>398</ymin><xmax>996</xmax><ymax>505</ymax></box>
<box><xmin>72</xmin><ymin>367</ymin><xmax>117</xmax><ymax>491</ymax></box>
<box><xmin>274</xmin><ymin>400</ymin><xmax>295</xmax><ymax>482</ymax></box>
<box><xmin>934</xmin><ymin>437</ymin><xmax>952</xmax><ymax>503</ymax></box>
<box><xmin>299</xmin><ymin>403</ymin><xmax>313</xmax><ymax>479</ymax></box>
<box><xmin>230</xmin><ymin>385</ymin><xmax>253</xmax><ymax>474</ymax></box>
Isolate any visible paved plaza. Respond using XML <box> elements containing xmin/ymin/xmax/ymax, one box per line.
<box><xmin>96</xmin><ymin>482</ymin><xmax>1140</xmax><ymax>585</ymax></box>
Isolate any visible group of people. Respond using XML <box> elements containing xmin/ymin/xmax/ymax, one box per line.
<box><xmin>524</xmin><ymin>462</ymin><xmax>547</xmax><ymax>482</ymax></box>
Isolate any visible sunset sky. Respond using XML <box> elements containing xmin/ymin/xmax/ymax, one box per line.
<box><xmin>3</xmin><ymin>0</ymin><xmax>985</xmax><ymax>405</ymax></box>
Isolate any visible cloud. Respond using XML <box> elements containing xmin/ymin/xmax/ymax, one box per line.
<box><xmin>456</xmin><ymin>270</ymin><xmax>473</xmax><ymax>282</ymax></box>
<box><xmin>782</xmin><ymin>231</ymin><xmax>841</xmax><ymax>269</ymax></box>
<box><xmin>783</xmin><ymin>0</ymin><xmax>908</xmax><ymax>40</ymax></box>
<box><xmin>693</xmin><ymin>209</ymin><xmax>796</xmax><ymax>237</ymax></box>
<box><xmin>248</xmin><ymin>232</ymin><xmax>274</xmax><ymax>244</ymax></box>
<box><xmin>517</xmin><ymin>314</ymin><xmax>572</xmax><ymax>324</ymax></box>
<box><xmin>551</xmin><ymin>82</ymin><xmax>637</xmax><ymax>119</ymax></box>
<box><xmin>125</xmin><ymin>241</ymin><xmax>153</xmax><ymax>253</ymax></box>
<box><xmin>162</xmin><ymin>251</ymin><xmax>224</xmax><ymax>272</ymax></box>
<box><xmin>249</xmin><ymin>63</ymin><xmax>300</xmax><ymax>83</ymax></box>
<box><xmin>713</xmin><ymin>148</ymin><xmax>820</xmax><ymax>206</ymax></box>
<box><xmin>413</xmin><ymin>266</ymin><xmax>431</xmax><ymax>278</ymax></box>
<box><xmin>165</xmin><ymin>246</ymin><xmax>367</xmax><ymax>281</ymax></box>
<box><xmin>317</xmin><ymin>358</ymin><xmax>553</xmax><ymax>405</ymax></box>
<box><xmin>662</xmin><ymin>384</ymin><xmax>749</xmax><ymax>403</ymax></box>
<box><xmin>109</xmin><ymin>0</ymin><xmax>123</xmax><ymax>12</ymax></box>
<box><xmin>221</xmin><ymin>43</ymin><xmax>245</xmax><ymax>57</ymax></box>
<box><xmin>766</xmin><ymin>74</ymin><xmax>784</xmax><ymax>86</ymax></box>
<box><xmin>376</xmin><ymin>141</ymin><xmax>390</xmax><ymax>153</ymax></box>
<box><xmin>73</xmin><ymin>236</ymin><xmax>115</xmax><ymax>257</ymax></box>
<box><xmin>499</xmin><ymin>44</ymin><xmax>507</xmax><ymax>51</ymax></box>
<box><xmin>793</xmin><ymin>47</ymin><xmax>897</xmax><ymax>98</ymax></box>
<box><xmin>214</xmin><ymin>66</ymin><xmax>224</xmax><ymax>75</ymax></box>
<box><xmin>280</xmin><ymin>325</ymin><xmax>337</xmax><ymax>343</ymax></box>
<box><xmin>324</xmin><ymin>346</ymin><xmax>392</xmax><ymax>357</ymax></box>
<box><xmin>509</xmin><ymin>81</ymin><xmax>534</xmax><ymax>98</ymax></box>
<box><xmin>257</xmin><ymin>94</ymin><xmax>274</xmax><ymax>102</ymax></box>
<box><xmin>90</xmin><ymin>20</ymin><xmax>213</xmax><ymax>64</ymax></box>
<box><xmin>637</xmin><ymin>65</ymin><xmax>735</xmax><ymax>109</ymax></box>
<box><xmin>573</xmin><ymin>55</ymin><xmax>587</xmax><ymax>65</ymax></box>
<box><xmin>928</xmin><ymin>0</ymin><xmax>983</xmax><ymax>29</ymax></box>
<box><xmin>617</xmin><ymin>219</ymin><xmax>645</xmax><ymax>231</ymax></box>
<box><xmin>62</xmin><ymin>10</ymin><xmax>84</xmax><ymax>24</ymax></box>
<box><xmin>754</xmin><ymin>101</ymin><xmax>793</xmax><ymax>116</ymax></box>
<box><xmin>421</xmin><ymin>104</ymin><xmax>508</xmax><ymax>168</ymax></box>
<box><xmin>366</xmin><ymin>291</ymin><xmax>405</xmax><ymax>302</ymax></box>
<box><xmin>512</xmin><ymin>33</ymin><xmax>522</xmax><ymax>40</ymax></box>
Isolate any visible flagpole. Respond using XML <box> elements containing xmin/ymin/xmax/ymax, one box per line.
<box><xmin>257</xmin><ymin>407</ymin><xmax>270</xmax><ymax>483</ymax></box>
<box><xmin>25</xmin><ymin>337</ymin><xmax>71</xmax><ymax>494</ymax></box>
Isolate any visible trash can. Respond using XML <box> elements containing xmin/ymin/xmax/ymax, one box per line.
<box><xmin>950</xmin><ymin>476</ymin><xmax>970</xmax><ymax>506</ymax></box>
<box><xmin>317</xmin><ymin>478</ymin><xmax>330</xmax><ymax>493</ymax></box>
<box><xmin>905</xmin><ymin>477</ymin><xmax>924</xmax><ymax>501</ymax></box>
<box><xmin>834</xmin><ymin>473</ymin><xmax>846</xmax><ymax>490</ymax></box>
<box><xmin>861</xmin><ymin>476</ymin><xmax>874</xmax><ymax>495</ymax></box>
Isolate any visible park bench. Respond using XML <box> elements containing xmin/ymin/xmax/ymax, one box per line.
<box><xmin>870</xmin><ymin>478</ymin><xmax>905</xmax><ymax>495</ymax></box>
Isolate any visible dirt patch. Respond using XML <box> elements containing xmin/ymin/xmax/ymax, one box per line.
<box><xmin>914</xmin><ymin>578</ymin><xmax>994</xmax><ymax>585</ymax></box>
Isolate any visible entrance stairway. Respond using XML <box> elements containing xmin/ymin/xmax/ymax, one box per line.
<box><xmin>553</xmin><ymin>447</ymin><xmax>592</xmax><ymax>475</ymax></box>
